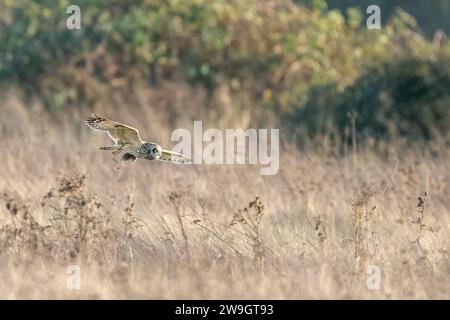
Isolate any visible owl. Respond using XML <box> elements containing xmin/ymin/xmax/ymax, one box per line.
<box><xmin>85</xmin><ymin>114</ymin><xmax>190</xmax><ymax>163</ymax></box>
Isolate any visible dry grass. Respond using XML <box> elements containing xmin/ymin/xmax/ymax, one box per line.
<box><xmin>0</xmin><ymin>89</ymin><xmax>449</xmax><ymax>299</ymax></box>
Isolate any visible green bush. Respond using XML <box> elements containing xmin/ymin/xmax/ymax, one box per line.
<box><xmin>1</xmin><ymin>0</ymin><xmax>449</xmax><ymax>142</ymax></box>
<box><xmin>292</xmin><ymin>55</ymin><xmax>450</xmax><ymax>142</ymax></box>
<box><xmin>0</xmin><ymin>1</ymin><xmax>413</xmax><ymax>106</ymax></box>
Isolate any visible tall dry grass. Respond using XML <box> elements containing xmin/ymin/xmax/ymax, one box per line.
<box><xmin>0</xmin><ymin>87</ymin><xmax>449</xmax><ymax>299</ymax></box>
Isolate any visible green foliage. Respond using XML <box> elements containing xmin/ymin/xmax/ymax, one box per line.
<box><xmin>0</xmin><ymin>0</ymin><xmax>449</xmax><ymax>141</ymax></box>
<box><xmin>0</xmin><ymin>0</ymin><xmax>397</xmax><ymax>101</ymax></box>
<box><xmin>293</xmin><ymin>55</ymin><xmax>450</xmax><ymax>142</ymax></box>
<box><xmin>326</xmin><ymin>0</ymin><xmax>450</xmax><ymax>37</ymax></box>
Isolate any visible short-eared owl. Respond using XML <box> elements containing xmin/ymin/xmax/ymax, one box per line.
<box><xmin>86</xmin><ymin>114</ymin><xmax>190</xmax><ymax>163</ymax></box>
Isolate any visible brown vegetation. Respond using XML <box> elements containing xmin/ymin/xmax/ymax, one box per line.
<box><xmin>0</xmin><ymin>93</ymin><xmax>448</xmax><ymax>299</ymax></box>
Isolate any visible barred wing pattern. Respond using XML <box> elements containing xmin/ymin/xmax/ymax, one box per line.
<box><xmin>160</xmin><ymin>149</ymin><xmax>191</xmax><ymax>163</ymax></box>
<box><xmin>86</xmin><ymin>114</ymin><xmax>143</xmax><ymax>146</ymax></box>
<box><xmin>85</xmin><ymin>114</ymin><xmax>191</xmax><ymax>164</ymax></box>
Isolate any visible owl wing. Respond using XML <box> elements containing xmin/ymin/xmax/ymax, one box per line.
<box><xmin>85</xmin><ymin>114</ymin><xmax>143</xmax><ymax>146</ymax></box>
<box><xmin>159</xmin><ymin>149</ymin><xmax>191</xmax><ymax>164</ymax></box>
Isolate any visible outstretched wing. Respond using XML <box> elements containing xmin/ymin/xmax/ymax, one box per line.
<box><xmin>159</xmin><ymin>149</ymin><xmax>191</xmax><ymax>164</ymax></box>
<box><xmin>85</xmin><ymin>114</ymin><xmax>143</xmax><ymax>146</ymax></box>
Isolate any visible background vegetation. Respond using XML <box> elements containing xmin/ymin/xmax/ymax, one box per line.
<box><xmin>0</xmin><ymin>0</ymin><xmax>449</xmax><ymax>299</ymax></box>
<box><xmin>1</xmin><ymin>0</ymin><xmax>450</xmax><ymax>142</ymax></box>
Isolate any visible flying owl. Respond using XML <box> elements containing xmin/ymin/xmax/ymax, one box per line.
<box><xmin>85</xmin><ymin>114</ymin><xmax>190</xmax><ymax>163</ymax></box>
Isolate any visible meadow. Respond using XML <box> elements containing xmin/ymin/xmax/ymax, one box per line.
<box><xmin>0</xmin><ymin>88</ymin><xmax>448</xmax><ymax>299</ymax></box>
<box><xmin>1</xmin><ymin>0</ymin><xmax>450</xmax><ymax>299</ymax></box>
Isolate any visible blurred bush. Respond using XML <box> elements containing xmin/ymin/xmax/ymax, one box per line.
<box><xmin>324</xmin><ymin>0</ymin><xmax>450</xmax><ymax>37</ymax></box>
<box><xmin>292</xmin><ymin>54</ymin><xmax>450</xmax><ymax>143</ymax></box>
<box><xmin>0</xmin><ymin>0</ymin><xmax>449</xmax><ymax>142</ymax></box>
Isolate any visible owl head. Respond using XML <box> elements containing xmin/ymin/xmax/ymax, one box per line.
<box><xmin>142</xmin><ymin>142</ymin><xmax>162</xmax><ymax>160</ymax></box>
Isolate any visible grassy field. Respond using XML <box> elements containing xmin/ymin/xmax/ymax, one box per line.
<box><xmin>0</xmin><ymin>89</ymin><xmax>448</xmax><ymax>299</ymax></box>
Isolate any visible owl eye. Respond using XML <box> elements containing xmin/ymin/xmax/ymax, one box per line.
<box><xmin>151</xmin><ymin>147</ymin><xmax>158</xmax><ymax>154</ymax></box>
